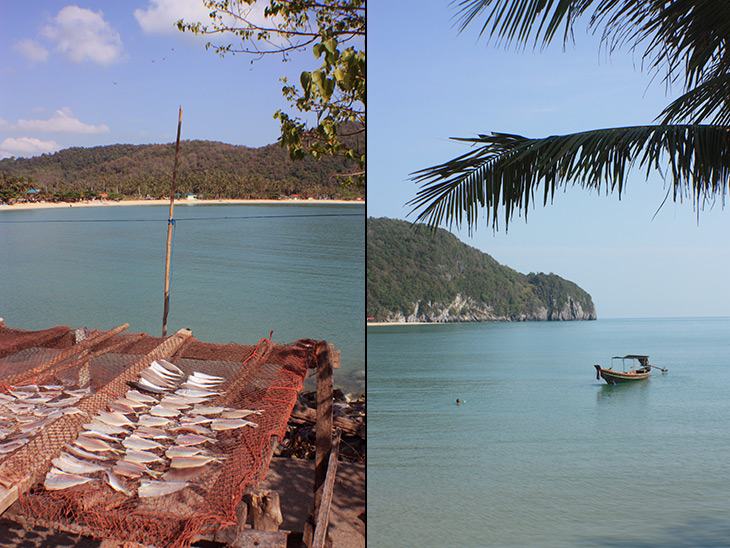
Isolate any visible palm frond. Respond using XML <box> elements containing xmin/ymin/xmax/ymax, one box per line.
<box><xmin>408</xmin><ymin>125</ymin><xmax>730</xmax><ymax>231</ymax></box>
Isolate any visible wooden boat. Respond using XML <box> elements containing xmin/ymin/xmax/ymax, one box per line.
<box><xmin>594</xmin><ymin>355</ymin><xmax>666</xmax><ymax>384</ymax></box>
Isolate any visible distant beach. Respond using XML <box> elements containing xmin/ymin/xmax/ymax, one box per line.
<box><xmin>0</xmin><ymin>198</ymin><xmax>363</xmax><ymax>212</ymax></box>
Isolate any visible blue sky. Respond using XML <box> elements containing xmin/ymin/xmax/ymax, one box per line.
<box><xmin>368</xmin><ymin>1</ymin><xmax>730</xmax><ymax>319</ymax></box>
<box><xmin>0</xmin><ymin>1</ymin><xmax>314</xmax><ymax>158</ymax></box>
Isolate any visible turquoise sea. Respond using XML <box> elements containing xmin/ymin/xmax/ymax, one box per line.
<box><xmin>0</xmin><ymin>203</ymin><xmax>364</xmax><ymax>393</ymax></box>
<box><xmin>368</xmin><ymin>318</ymin><xmax>730</xmax><ymax>547</ymax></box>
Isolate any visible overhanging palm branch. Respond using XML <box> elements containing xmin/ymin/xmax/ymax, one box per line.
<box><xmin>408</xmin><ymin>125</ymin><xmax>730</xmax><ymax>231</ymax></box>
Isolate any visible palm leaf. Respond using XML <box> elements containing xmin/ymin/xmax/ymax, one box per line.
<box><xmin>408</xmin><ymin>125</ymin><xmax>730</xmax><ymax>231</ymax></box>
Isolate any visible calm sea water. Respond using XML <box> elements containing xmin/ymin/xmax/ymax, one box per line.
<box><xmin>0</xmin><ymin>203</ymin><xmax>364</xmax><ymax>392</ymax></box>
<box><xmin>368</xmin><ymin>318</ymin><xmax>730</xmax><ymax>547</ymax></box>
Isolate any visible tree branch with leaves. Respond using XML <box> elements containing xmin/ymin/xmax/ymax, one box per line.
<box><xmin>177</xmin><ymin>0</ymin><xmax>365</xmax><ymax>185</ymax></box>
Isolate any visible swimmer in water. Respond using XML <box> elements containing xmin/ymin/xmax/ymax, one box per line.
<box><xmin>456</xmin><ymin>398</ymin><xmax>461</xmax><ymax>405</ymax></box>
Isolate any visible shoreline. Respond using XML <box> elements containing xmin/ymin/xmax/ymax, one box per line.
<box><xmin>0</xmin><ymin>198</ymin><xmax>364</xmax><ymax>212</ymax></box>
<box><xmin>367</xmin><ymin>321</ymin><xmax>442</xmax><ymax>326</ymax></box>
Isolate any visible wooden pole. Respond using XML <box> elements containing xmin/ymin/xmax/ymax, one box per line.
<box><xmin>162</xmin><ymin>106</ymin><xmax>182</xmax><ymax>337</ymax></box>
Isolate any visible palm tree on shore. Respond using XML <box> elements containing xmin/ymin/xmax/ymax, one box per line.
<box><xmin>408</xmin><ymin>0</ymin><xmax>730</xmax><ymax>231</ymax></box>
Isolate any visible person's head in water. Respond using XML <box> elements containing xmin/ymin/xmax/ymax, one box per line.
<box><xmin>456</xmin><ymin>398</ymin><xmax>461</xmax><ymax>405</ymax></box>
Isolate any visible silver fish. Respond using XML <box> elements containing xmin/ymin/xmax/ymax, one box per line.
<box><xmin>137</xmin><ymin>414</ymin><xmax>172</xmax><ymax>428</ymax></box>
<box><xmin>65</xmin><ymin>388</ymin><xmax>92</xmax><ymax>398</ymax></box>
<box><xmin>176</xmin><ymin>388</ymin><xmax>219</xmax><ymax>399</ymax></box>
<box><xmin>211</xmin><ymin>418</ymin><xmax>258</xmax><ymax>431</ymax></box>
<box><xmin>149</xmin><ymin>405</ymin><xmax>180</xmax><ymax>418</ymax></box>
<box><xmin>179</xmin><ymin>415</ymin><xmax>213</xmax><ymax>425</ymax></box>
<box><xmin>83</xmin><ymin>418</ymin><xmax>129</xmax><ymax>436</ymax></box>
<box><xmin>175</xmin><ymin>433</ymin><xmax>216</xmax><ymax>447</ymax></box>
<box><xmin>180</xmin><ymin>380</ymin><xmax>218</xmax><ymax>391</ymax></box>
<box><xmin>122</xmin><ymin>435</ymin><xmax>164</xmax><ymax>452</ymax></box>
<box><xmin>108</xmin><ymin>401</ymin><xmax>137</xmax><ymax>415</ymax></box>
<box><xmin>74</xmin><ymin>435</ymin><xmax>120</xmax><ymax>454</ymax></box>
<box><xmin>169</xmin><ymin>454</ymin><xmax>221</xmax><ymax>469</ymax></box>
<box><xmin>80</xmin><ymin>430</ymin><xmax>119</xmax><ymax>443</ymax></box>
<box><xmin>114</xmin><ymin>396</ymin><xmax>149</xmax><ymax>410</ymax></box>
<box><xmin>161</xmin><ymin>394</ymin><xmax>203</xmax><ymax>407</ymax></box>
<box><xmin>0</xmin><ymin>438</ymin><xmax>29</xmax><ymax>454</ymax></box>
<box><xmin>124</xmin><ymin>449</ymin><xmax>166</xmax><ymax>464</ymax></box>
<box><xmin>46</xmin><ymin>396</ymin><xmax>81</xmax><ymax>408</ymax></box>
<box><xmin>220</xmin><ymin>409</ymin><xmax>263</xmax><ymax>419</ymax></box>
<box><xmin>114</xmin><ymin>459</ymin><xmax>160</xmax><ymax>479</ymax></box>
<box><xmin>191</xmin><ymin>405</ymin><xmax>225</xmax><ymax>416</ymax></box>
<box><xmin>172</xmin><ymin>424</ymin><xmax>214</xmax><ymax>436</ymax></box>
<box><xmin>62</xmin><ymin>406</ymin><xmax>87</xmax><ymax>416</ymax></box>
<box><xmin>44</xmin><ymin>469</ymin><xmax>95</xmax><ymax>490</ymax></box>
<box><xmin>190</xmin><ymin>371</ymin><xmax>225</xmax><ymax>383</ymax></box>
<box><xmin>138</xmin><ymin>480</ymin><xmax>188</xmax><ymax>498</ymax></box>
<box><xmin>156</xmin><ymin>359</ymin><xmax>185</xmax><ymax>378</ymax></box>
<box><xmin>52</xmin><ymin>453</ymin><xmax>106</xmax><ymax>475</ymax></box>
<box><xmin>104</xmin><ymin>469</ymin><xmax>134</xmax><ymax>496</ymax></box>
<box><xmin>125</xmin><ymin>389</ymin><xmax>158</xmax><ymax>405</ymax></box>
<box><xmin>140</xmin><ymin>368</ymin><xmax>176</xmax><ymax>390</ymax></box>
<box><xmin>149</xmin><ymin>360</ymin><xmax>183</xmax><ymax>381</ymax></box>
<box><xmin>165</xmin><ymin>446</ymin><xmax>206</xmax><ymax>458</ymax></box>
<box><xmin>134</xmin><ymin>426</ymin><xmax>171</xmax><ymax>440</ymax></box>
<box><xmin>97</xmin><ymin>410</ymin><xmax>134</xmax><ymax>428</ymax></box>
<box><xmin>65</xmin><ymin>443</ymin><xmax>111</xmax><ymax>461</ymax></box>
<box><xmin>130</xmin><ymin>378</ymin><xmax>168</xmax><ymax>395</ymax></box>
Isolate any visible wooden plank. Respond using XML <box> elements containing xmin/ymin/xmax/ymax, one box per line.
<box><xmin>312</xmin><ymin>430</ymin><xmax>341</xmax><ymax>548</ymax></box>
<box><xmin>0</xmin><ymin>484</ymin><xmax>18</xmax><ymax>516</ymax></box>
<box><xmin>290</xmin><ymin>406</ymin><xmax>362</xmax><ymax>437</ymax></box>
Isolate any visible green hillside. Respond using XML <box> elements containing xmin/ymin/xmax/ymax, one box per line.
<box><xmin>367</xmin><ymin>217</ymin><xmax>596</xmax><ymax>322</ymax></box>
<box><xmin>0</xmin><ymin>139</ymin><xmax>363</xmax><ymax>202</ymax></box>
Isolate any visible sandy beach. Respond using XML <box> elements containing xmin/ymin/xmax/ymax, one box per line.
<box><xmin>0</xmin><ymin>197</ymin><xmax>363</xmax><ymax>212</ymax></box>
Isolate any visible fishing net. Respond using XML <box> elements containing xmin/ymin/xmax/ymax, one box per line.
<box><xmin>0</xmin><ymin>323</ymin><xmax>322</xmax><ymax>547</ymax></box>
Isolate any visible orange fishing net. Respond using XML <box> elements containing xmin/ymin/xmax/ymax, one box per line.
<box><xmin>0</xmin><ymin>323</ymin><xmax>320</xmax><ymax>547</ymax></box>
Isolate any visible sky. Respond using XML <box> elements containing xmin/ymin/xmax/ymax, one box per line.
<box><xmin>0</xmin><ymin>0</ymin><xmax>316</xmax><ymax>158</ymax></box>
<box><xmin>368</xmin><ymin>1</ymin><xmax>730</xmax><ymax>319</ymax></box>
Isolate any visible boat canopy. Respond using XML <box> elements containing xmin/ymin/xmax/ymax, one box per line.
<box><xmin>612</xmin><ymin>355</ymin><xmax>649</xmax><ymax>360</ymax></box>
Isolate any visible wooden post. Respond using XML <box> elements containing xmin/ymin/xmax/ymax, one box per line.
<box><xmin>303</xmin><ymin>343</ymin><xmax>335</xmax><ymax>547</ymax></box>
<box><xmin>249</xmin><ymin>490</ymin><xmax>283</xmax><ymax>532</ymax></box>
<box><xmin>162</xmin><ymin>106</ymin><xmax>182</xmax><ymax>337</ymax></box>
<box><xmin>312</xmin><ymin>430</ymin><xmax>341</xmax><ymax>548</ymax></box>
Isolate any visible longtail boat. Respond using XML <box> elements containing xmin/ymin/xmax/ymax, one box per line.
<box><xmin>594</xmin><ymin>355</ymin><xmax>667</xmax><ymax>384</ymax></box>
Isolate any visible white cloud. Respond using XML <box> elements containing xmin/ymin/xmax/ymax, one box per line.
<box><xmin>13</xmin><ymin>39</ymin><xmax>50</xmax><ymax>63</ymax></box>
<box><xmin>134</xmin><ymin>0</ymin><xmax>211</xmax><ymax>34</ymax></box>
<box><xmin>42</xmin><ymin>6</ymin><xmax>125</xmax><ymax>66</ymax></box>
<box><xmin>0</xmin><ymin>137</ymin><xmax>60</xmax><ymax>159</ymax></box>
<box><xmin>13</xmin><ymin>108</ymin><xmax>110</xmax><ymax>134</ymax></box>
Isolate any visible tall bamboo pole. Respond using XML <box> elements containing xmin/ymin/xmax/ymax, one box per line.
<box><xmin>162</xmin><ymin>106</ymin><xmax>182</xmax><ymax>337</ymax></box>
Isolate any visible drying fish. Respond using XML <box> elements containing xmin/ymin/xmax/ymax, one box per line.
<box><xmin>220</xmin><ymin>409</ymin><xmax>263</xmax><ymax>419</ymax></box>
<box><xmin>19</xmin><ymin>416</ymin><xmax>56</xmax><ymax>434</ymax></box>
<box><xmin>115</xmin><ymin>396</ymin><xmax>149</xmax><ymax>411</ymax></box>
<box><xmin>171</xmin><ymin>424</ymin><xmax>214</xmax><ymax>436</ymax></box>
<box><xmin>190</xmin><ymin>371</ymin><xmax>225</xmax><ymax>383</ymax></box>
<box><xmin>179</xmin><ymin>379</ymin><xmax>219</xmax><ymax>391</ymax></box>
<box><xmin>140</xmin><ymin>368</ymin><xmax>176</xmax><ymax>390</ymax></box>
<box><xmin>191</xmin><ymin>405</ymin><xmax>225</xmax><ymax>416</ymax></box>
<box><xmin>40</xmin><ymin>384</ymin><xmax>64</xmax><ymax>391</ymax></box>
<box><xmin>52</xmin><ymin>453</ymin><xmax>106</xmax><ymax>475</ymax></box>
<box><xmin>211</xmin><ymin>418</ymin><xmax>258</xmax><ymax>431</ymax></box>
<box><xmin>74</xmin><ymin>436</ymin><xmax>120</xmax><ymax>454</ymax></box>
<box><xmin>138</xmin><ymin>480</ymin><xmax>188</xmax><ymax>498</ymax></box>
<box><xmin>158</xmin><ymin>399</ymin><xmax>191</xmax><ymax>411</ymax></box>
<box><xmin>0</xmin><ymin>438</ymin><xmax>29</xmax><ymax>454</ymax></box>
<box><xmin>176</xmin><ymin>388</ymin><xmax>219</xmax><ymax>399</ymax></box>
<box><xmin>164</xmin><ymin>446</ymin><xmax>207</xmax><ymax>458</ymax></box>
<box><xmin>104</xmin><ymin>469</ymin><xmax>134</xmax><ymax>496</ymax></box>
<box><xmin>122</xmin><ymin>435</ymin><xmax>164</xmax><ymax>452</ymax></box>
<box><xmin>65</xmin><ymin>443</ymin><xmax>111</xmax><ymax>462</ymax></box>
<box><xmin>23</xmin><ymin>396</ymin><xmax>52</xmax><ymax>405</ymax></box>
<box><xmin>175</xmin><ymin>433</ymin><xmax>216</xmax><ymax>447</ymax></box>
<box><xmin>162</xmin><ymin>465</ymin><xmax>209</xmax><ymax>482</ymax></box>
<box><xmin>46</xmin><ymin>396</ymin><xmax>81</xmax><ymax>408</ymax></box>
<box><xmin>44</xmin><ymin>469</ymin><xmax>96</xmax><ymax>491</ymax></box>
<box><xmin>114</xmin><ymin>459</ymin><xmax>160</xmax><ymax>479</ymax></box>
<box><xmin>62</xmin><ymin>407</ymin><xmax>87</xmax><ymax>417</ymax></box>
<box><xmin>179</xmin><ymin>415</ymin><xmax>213</xmax><ymax>425</ymax></box>
<box><xmin>148</xmin><ymin>360</ymin><xmax>182</xmax><ymax>381</ymax></box>
<box><xmin>134</xmin><ymin>426</ymin><xmax>171</xmax><ymax>440</ymax></box>
<box><xmin>80</xmin><ymin>430</ymin><xmax>119</xmax><ymax>443</ymax></box>
<box><xmin>65</xmin><ymin>388</ymin><xmax>91</xmax><ymax>398</ymax></box>
<box><xmin>108</xmin><ymin>401</ymin><xmax>137</xmax><ymax>415</ymax></box>
<box><xmin>125</xmin><ymin>389</ymin><xmax>158</xmax><ymax>405</ymax></box>
<box><xmin>124</xmin><ymin>449</ymin><xmax>166</xmax><ymax>464</ymax></box>
<box><xmin>84</xmin><ymin>418</ymin><xmax>129</xmax><ymax>436</ymax></box>
<box><xmin>169</xmin><ymin>454</ymin><xmax>221</xmax><ymax>469</ymax></box>
<box><xmin>97</xmin><ymin>410</ymin><xmax>134</xmax><ymax>428</ymax></box>
<box><xmin>161</xmin><ymin>394</ymin><xmax>204</xmax><ymax>407</ymax></box>
<box><xmin>129</xmin><ymin>378</ymin><xmax>168</xmax><ymax>395</ymax></box>
<box><xmin>137</xmin><ymin>414</ymin><xmax>171</xmax><ymax>428</ymax></box>
<box><xmin>156</xmin><ymin>359</ymin><xmax>185</xmax><ymax>378</ymax></box>
<box><xmin>149</xmin><ymin>405</ymin><xmax>181</xmax><ymax>418</ymax></box>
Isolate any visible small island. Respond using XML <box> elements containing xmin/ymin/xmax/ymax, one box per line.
<box><xmin>367</xmin><ymin>217</ymin><xmax>596</xmax><ymax>323</ymax></box>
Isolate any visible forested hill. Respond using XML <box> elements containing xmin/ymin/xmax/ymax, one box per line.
<box><xmin>0</xmin><ymin>140</ymin><xmax>363</xmax><ymax>200</ymax></box>
<box><xmin>367</xmin><ymin>217</ymin><xmax>596</xmax><ymax>323</ymax></box>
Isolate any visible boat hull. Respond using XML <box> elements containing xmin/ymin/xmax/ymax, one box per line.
<box><xmin>594</xmin><ymin>365</ymin><xmax>650</xmax><ymax>384</ymax></box>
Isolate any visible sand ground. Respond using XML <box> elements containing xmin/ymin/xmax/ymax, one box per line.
<box><xmin>0</xmin><ymin>198</ymin><xmax>363</xmax><ymax>212</ymax></box>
